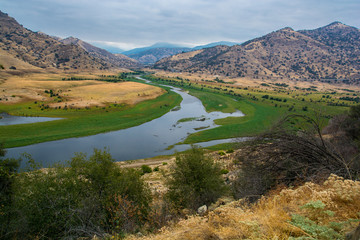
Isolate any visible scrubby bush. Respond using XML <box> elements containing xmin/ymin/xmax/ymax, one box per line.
<box><xmin>218</xmin><ymin>151</ymin><xmax>226</xmax><ymax>156</ymax></box>
<box><xmin>141</xmin><ymin>164</ymin><xmax>152</xmax><ymax>174</ymax></box>
<box><xmin>233</xmin><ymin>113</ymin><xmax>360</xmax><ymax>201</ymax></box>
<box><xmin>0</xmin><ymin>144</ymin><xmax>21</xmax><ymax>238</ymax></box>
<box><xmin>7</xmin><ymin>149</ymin><xmax>151</xmax><ymax>239</ymax></box>
<box><xmin>220</xmin><ymin>169</ymin><xmax>229</xmax><ymax>174</ymax></box>
<box><xmin>166</xmin><ymin>146</ymin><xmax>227</xmax><ymax>210</ymax></box>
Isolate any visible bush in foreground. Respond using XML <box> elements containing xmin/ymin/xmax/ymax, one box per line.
<box><xmin>6</xmin><ymin>149</ymin><xmax>151</xmax><ymax>239</ymax></box>
<box><xmin>166</xmin><ymin>146</ymin><xmax>227</xmax><ymax>211</ymax></box>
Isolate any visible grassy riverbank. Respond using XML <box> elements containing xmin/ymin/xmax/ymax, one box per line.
<box><xmin>0</xmin><ymin>90</ymin><xmax>182</xmax><ymax>148</ymax></box>
<box><xmin>143</xmin><ymin>74</ymin><xmax>350</xmax><ymax>144</ymax></box>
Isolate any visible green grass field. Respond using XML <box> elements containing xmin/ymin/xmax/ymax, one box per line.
<box><xmin>143</xmin><ymin>75</ymin><xmax>351</xmax><ymax>145</ymax></box>
<box><xmin>0</xmin><ymin>90</ymin><xmax>182</xmax><ymax>148</ymax></box>
<box><xmin>183</xmin><ymin>89</ymin><xmax>284</xmax><ymax>143</ymax></box>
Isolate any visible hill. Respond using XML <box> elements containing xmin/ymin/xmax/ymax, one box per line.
<box><xmin>127</xmin><ymin>47</ymin><xmax>191</xmax><ymax>65</ymax></box>
<box><xmin>192</xmin><ymin>41</ymin><xmax>239</xmax><ymax>50</ymax></box>
<box><xmin>60</xmin><ymin>36</ymin><xmax>140</xmax><ymax>69</ymax></box>
<box><xmin>123</xmin><ymin>42</ymin><xmax>240</xmax><ymax>65</ymax></box>
<box><xmin>154</xmin><ymin>22</ymin><xmax>360</xmax><ymax>84</ymax></box>
<box><xmin>0</xmin><ymin>11</ymin><xmax>138</xmax><ymax>71</ymax></box>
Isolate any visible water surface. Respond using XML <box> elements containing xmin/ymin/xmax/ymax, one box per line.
<box><xmin>0</xmin><ymin>113</ymin><xmax>62</xmax><ymax>126</ymax></box>
<box><xmin>6</xmin><ymin>80</ymin><xmax>245</xmax><ymax>167</ymax></box>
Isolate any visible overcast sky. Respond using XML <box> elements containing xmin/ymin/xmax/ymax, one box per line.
<box><xmin>2</xmin><ymin>0</ymin><xmax>359</xmax><ymax>50</ymax></box>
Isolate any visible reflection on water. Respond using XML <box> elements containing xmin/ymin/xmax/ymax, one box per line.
<box><xmin>0</xmin><ymin>113</ymin><xmax>62</xmax><ymax>126</ymax></box>
<box><xmin>6</xmin><ymin>79</ymin><xmax>245</xmax><ymax>168</ymax></box>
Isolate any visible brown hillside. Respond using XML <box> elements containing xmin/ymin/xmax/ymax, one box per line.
<box><xmin>154</xmin><ymin>23</ymin><xmax>360</xmax><ymax>84</ymax></box>
<box><xmin>60</xmin><ymin>36</ymin><xmax>140</xmax><ymax>69</ymax></box>
<box><xmin>0</xmin><ymin>11</ymin><xmax>122</xmax><ymax>70</ymax></box>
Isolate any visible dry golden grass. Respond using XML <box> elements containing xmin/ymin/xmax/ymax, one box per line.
<box><xmin>127</xmin><ymin>174</ymin><xmax>360</xmax><ymax>240</ymax></box>
<box><xmin>51</xmin><ymin>81</ymin><xmax>165</xmax><ymax>108</ymax></box>
<box><xmin>151</xmin><ymin>70</ymin><xmax>360</xmax><ymax>93</ymax></box>
<box><xmin>0</xmin><ymin>71</ymin><xmax>164</xmax><ymax>107</ymax></box>
<box><xmin>0</xmin><ymin>49</ymin><xmax>40</xmax><ymax>70</ymax></box>
<box><xmin>170</xmin><ymin>50</ymin><xmax>204</xmax><ymax>61</ymax></box>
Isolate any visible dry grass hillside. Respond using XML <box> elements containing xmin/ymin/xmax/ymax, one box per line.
<box><xmin>60</xmin><ymin>37</ymin><xmax>140</xmax><ymax>69</ymax></box>
<box><xmin>154</xmin><ymin>22</ymin><xmax>360</xmax><ymax>84</ymax></box>
<box><xmin>0</xmin><ymin>11</ymin><xmax>133</xmax><ymax>71</ymax></box>
<box><xmin>128</xmin><ymin>174</ymin><xmax>360</xmax><ymax>240</ymax></box>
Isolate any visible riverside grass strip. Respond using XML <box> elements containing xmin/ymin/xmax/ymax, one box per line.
<box><xmin>0</xmin><ymin>90</ymin><xmax>182</xmax><ymax>148</ymax></box>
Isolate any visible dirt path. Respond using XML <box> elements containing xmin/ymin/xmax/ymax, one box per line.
<box><xmin>116</xmin><ymin>156</ymin><xmax>175</xmax><ymax>168</ymax></box>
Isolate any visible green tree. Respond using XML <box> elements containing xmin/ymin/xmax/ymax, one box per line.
<box><xmin>10</xmin><ymin>149</ymin><xmax>151</xmax><ymax>239</ymax></box>
<box><xmin>166</xmin><ymin>147</ymin><xmax>227</xmax><ymax>210</ymax></box>
<box><xmin>0</xmin><ymin>144</ymin><xmax>21</xmax><ymax>239</ymax></box>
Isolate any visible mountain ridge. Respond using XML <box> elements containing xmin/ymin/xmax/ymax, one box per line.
<box><xmin>0</xmin><ymin>11</ymin><xmax>139</xmax><ymax>71</ymax></box>
<box><xmin>122</xmin><ymin>41</ymin><xmax>240</xmax><ymax>65</ymax></box>
<box><xmin>154</xmin><ymin>22</ymin><xmax>360</xmax><ymax>83</ymax></box>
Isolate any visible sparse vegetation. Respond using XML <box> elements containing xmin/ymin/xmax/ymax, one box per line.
<box><xmin>233</xmin><ymin>112</ymin><xmax>360</xmax><ymax>201</ymax></box>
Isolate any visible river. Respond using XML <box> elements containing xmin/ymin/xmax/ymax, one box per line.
<box><xmin>5</xmin><ymin>78</ymin><xmax>245</xmax><ymax>167</ymax></box>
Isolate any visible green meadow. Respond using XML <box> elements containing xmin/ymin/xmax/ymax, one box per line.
<box><xmin>143</xmin><ymin>75</ymin><xmax>351</xmax><ymax>145</ymax></box>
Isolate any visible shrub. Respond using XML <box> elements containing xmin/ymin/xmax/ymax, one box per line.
<box><xmin>141</xmin><ymin>164</ymin><xmax>152</xmax><ymax>174</ymax></box>
<box><xmin>218</xmin><ymin>151</ymin><xmax>226</xmax><ymax>156</ymax></box>
<box><xmin>166</xmin><ymin>146</ymin><xmax>227</xmax><ymax>210</ymax></box>
<box><xmin>220</xmin><ymin>169</ymin><xmax>229</xmax><ymax>174</ymax></box>
<box><xmin>9</xmin><ymin>149</ymin><xmax>151</xmax><ymax>239</ymax></box>
<box><xmin>0</xmin><ymin>144</ymin><xmax>21</xmax><ymax>238</ymax></box>
<box><xmin>233</xmin><ymin>114</ymin><xmax>359</xmax><ymax>201</ymax></box>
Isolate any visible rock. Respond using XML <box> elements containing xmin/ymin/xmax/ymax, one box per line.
<box><xmin>346</xmin><ymin>224</ymin><xmax>360</xmax><ymax>240</ymax></box>
<box><xmin>197</xmin><ymin>205</ymin><xmax>207</xmax><ymax>215</ymax></box>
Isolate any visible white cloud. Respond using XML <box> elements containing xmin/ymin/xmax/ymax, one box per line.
<box><xmin>1</xmin><ymin>0</ymin><xmax>359</xmax><ymax>48</ymax></box>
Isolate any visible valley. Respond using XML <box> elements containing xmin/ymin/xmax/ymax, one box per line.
<box><xmin>0</xmin><ymin>3</ymin><xmax>360</xmax><ymax>239</ymax></box>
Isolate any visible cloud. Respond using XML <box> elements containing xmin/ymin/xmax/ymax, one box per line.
<box><xmin>1</xmin><ymin>0</ymin><xmax>359</xmax><ymax>47</ymax></box>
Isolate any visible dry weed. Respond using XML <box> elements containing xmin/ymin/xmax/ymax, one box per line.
<box><xmin>126</xmin><ymin>174</ymin><xmax>360</xmax><ymax>240</ymax></box>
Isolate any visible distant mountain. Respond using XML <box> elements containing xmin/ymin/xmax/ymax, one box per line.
<box><xmin>60</xmin><ymin>37</ymin><xmax>140</xmax><ymax>69</ymax></box>
<box><xmin>127</xmin><ymin>47</ymin><xmax>191</xmax><ymax>65</ymax></box>
<box><xmin>0</xmin><ymin>11</ymin><xmax>139</xmax><ymax>70</ymax></box>
<box><xmin>122</xmin><ymin>42</ymin><xmax>189</xmax><ymax>56</ymax></box>
<box><xmin>89</xmin><ymin>43</ymin><xmax>125</xmax><ymax>54</ymax></box>
<box><xmin>192</xmin><ymin>41</ymin><xmax>239</xmax><ymax>50</ymax></box>
<box><xmin>123</xmin><ymin>41</ymin><xmax>241</xmax><ymax>65</ymax></box>
<box><xmin>154</xmin><ymin>22</ymin><xmax>360</xmax><ymax>84</ymax></box>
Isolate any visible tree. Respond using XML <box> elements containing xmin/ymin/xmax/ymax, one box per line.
<box><xmin>9</xmin><ymin>149</ymin><xmax>151</xmax><ymax>239</ymax></box>
<box><xmin>0</xmin><ymin>143</ymin><xmax>21</xmax><ymax>239</ymax></box>
<box><xmin>166</xmin><ymin>147</ymin><xmax>227</xmax><ymax>210</ymax></box>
